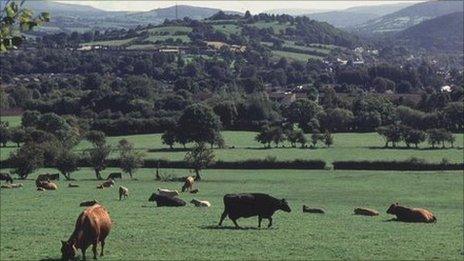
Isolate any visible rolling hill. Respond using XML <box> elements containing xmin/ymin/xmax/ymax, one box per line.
<box><xmin>356</xmin><ymin>0</ymin><xmax>464</xmax><ymax>34</ymax></box>
<box><xmin>396</xmin><ymin>11</ymin><xmax>464</xmax><ymax>52</ymax></box>
<box><xmin>307</xmin><ymin>3</ymin><xmax>414</xmax><ymax>28</ymax></box>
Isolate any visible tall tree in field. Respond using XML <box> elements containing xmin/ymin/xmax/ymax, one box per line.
<box><xmin>185</xmin><ymin>142</ymin><xmax>215</xmax><ymax>181</ymax></box>
<box><xmin>55</xmin><ymin>149</ymin><xmax>79</xmax><ymax>180</ymax></box>
<box><xmin>10</xmin><ymin>127</ymin><xmax>25</xmax><ymax>147</ymax></box>
<box><xmin>84</xmin><ymin>133</ymin><xmax>110</xmax><ymax>180</ymax></box>
<box><xmin>177</xmin><ymin>104</ymin><xmax>222</xmax><ymax>144</ymax></box>
<box><xmin>9</xmin><ymin>142</ymin><xmax>44</xmax><ymax>179</ymax></box>
<box><xmin>323</xmin><ymin>130</ymin><xmax>333</xmax><ymax>147</ymax></box>
<box><xmin>0</xmin><ymin>0</ymin><xmax>49</xmax><ymax>52</ymax></box>
<box><xmin>118</xmin><ymin>139</ymin><xmax>144</xmax><ymax>179</ymax></box>
<box><xmin>0</xmin><ymin>124</ymin><xmax>10</xmax><ymax>147</ymax></box>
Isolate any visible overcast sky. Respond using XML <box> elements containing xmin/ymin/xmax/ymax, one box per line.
<box><xmin>56</xmin><ymin>1</ymin><xmax>422</xmax><ymax>13</ymax></box>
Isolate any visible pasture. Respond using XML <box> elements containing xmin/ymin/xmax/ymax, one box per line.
<box><xmin>271</xmin><ymin>50</ymin><xmax>323</xmax><ymax>61</ymax></box>
<box><xmin>0</xmin><ymin>131</ymin><xmax>462</xmax><ymax>164</ymax></box>
<box><xmin>0</xmin><ymin>168</ymin><xmax>462</xmax><ymax>260</ymax></box>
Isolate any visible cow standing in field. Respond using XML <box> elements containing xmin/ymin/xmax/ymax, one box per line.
<box><xmin>386</xmin><ymin>203</ymin><xmax>436</xmax><ymax>223</ymax></box>
<box><xmin>0</xmin><ymin>173</ymin><xmax>13</xmax><ymax>183</ymax></box>
<box><xmin>107</xmin><ymin>172</ymin><xmax>122</xmax><ymax>180</ymax></box>
<box><xmin>181</xmin><ymin>176</ymin><xmax>195</xmax><ymax>192</ymax></box>
<box><xmin>119</xmin><ymin>186</ymin><xmax>129</xmax><ymax>200</ymax></box>
<box><xmin>61</xmin><ymin>204</ymin><xmax>112</xmax><ymax>260</ymax></box>
<box><xmin>218</xmin><ymin>193</ymin><xmax>291</xmax><ymax>228</ymax></box>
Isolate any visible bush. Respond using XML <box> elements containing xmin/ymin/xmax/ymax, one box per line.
<box><xmin>332</xmin><ymin>159</ymin><xmax>463</xmax><ymax>171</ymax></box>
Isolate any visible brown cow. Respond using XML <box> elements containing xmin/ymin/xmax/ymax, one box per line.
<box><xmin>354</xmin><ymin>207</ymin><xmax>379</xmax><ymax>216</ymax></box>
<box><xmin>80</xmin><ymin>200</ymin><xmax>99</xmax><ymax>207</ymax></box>
<box><xmin>61</xmin><ymin>204</ymin><xmax>112</xmax><ymax>260</ymax></box>
<box><xmin>97</xmin><ymin>179</ymin><xmax>114</xmax><ymax>189</ymax></box>
<box><xmin>386</xmin><ymin>203</ymin><xmax>436</xmax><ymax>223</ymax></box>
<box><xmin>181</xmin><ymin>176</ymin><xmax>194</xmax><ymax>192</ymax></box>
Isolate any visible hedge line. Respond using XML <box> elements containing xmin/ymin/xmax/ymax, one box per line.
<box><xmin>0</xmin><ymin>158</ymin><xmax>326</xmax><ymax>170</ymax></box>
<box><xmin>332</xmin><ymin>160</ymin><xmax>464</xmax><ymax>171</ymax></box>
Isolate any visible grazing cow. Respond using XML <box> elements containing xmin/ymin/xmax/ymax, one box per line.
<box><xmin>354</xmin><ymin>207</ymin><xmax>379</xmax><ymax>216</ymax></box>
<box><xmin>218</xmin><ymin>193</ymin><xmax>291</xmax><ymax>228</ymax></box>
<box><xmin>106</xmin><ymin>172</ymin><xmax>122</xmax><ymax>180</ymax></box>
<box><xmin>181</xmin><ymin>176</ymin><xmax>195</xmax><ymax>192</ymax></box>
<box><xmin>80</xmin><ymin>200</ymin><xmax>99</xmax><ymax>207</ymax></box>
<box><xmin>119</xmin><ymin>186</ymin><xmax>129</xmax><ymax>201</ymax></box>
<box><xmin>387</xmin><ymin>203</ymin><xmax>436</xmax><ymax>223</ymax></box>
<box><xmin>148</xmin><ymin>193</ymin><xmax>186</xmax><ymax>207</ymax></box>
<box><xmin>302</xmin><ymin>205</ymin><xmax>325</xmax><ymax>214</ymax></box>
<box><xmin>61</xmin><ymin>204</ymin><xmax>112</xmax><ymax>260</ymax></box>
<box><xmin>38</xmin><ymin>181</ymin><xmax>58</xmax><ymax>190</ymax></box>
<box><xmin>1</xmin><ymin>183</ymin><xmax>23</xmax><ymax>189</ymax></box>
<box><xmin>68</xmin><ymin>183</ymin><xmax>79</xmax><ymax>188</ymax></box>
<box><xmin>0</xmin><ymin>173</ymin><xmax>13</xmax><ymax>183</ymax></box>
<box><xmin>190</xmin><ymin>199</ymin><xmax>211</xmax><ymax>207</ymax></box>
<box><xmin>190</xmin><ymin>189</ymin><xmax>199</xmax><ymax>194</ymax></box>
<box><xmin>97</xmin><ymin>179</ymin><xmax>114</xmax><ymax>189</ymax></box>
<box><xmin>157</xmin><ymin>188</ymin><xmax>179</xmax><ymax>198</ymax></box>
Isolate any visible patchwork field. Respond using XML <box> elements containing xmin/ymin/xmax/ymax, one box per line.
<box><xmin>0</xmin><ymin>169</ymin><xmax>462</xmax><ymax>260</ymax></box>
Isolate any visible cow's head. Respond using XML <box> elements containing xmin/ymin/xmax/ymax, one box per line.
<box><xmin>279</xmin><ymin>199</ymin><xmax>291</xmax><ymax>212</ymax></box>
<box><xmin>386</xmin><ymin>203</ymin><xmax>399</xmax><ymax>214</ymax></box>
<box><xmin>148</xmin><ymin>193</ymin><xmax>157</xmax><ymax>202</ymax></box>
<box><xmin>61</xmin><ymin>240</ymin><xmax>77</xmax><ymax>260</ymax></box>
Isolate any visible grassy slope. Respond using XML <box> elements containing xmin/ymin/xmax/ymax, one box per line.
<box><xmin>0</xmin><ymin>116</ymin><xmax>21</xmax><ymax>127</ymax></box>
<box><xmin>83</xmin><ymin>37</ymin><xmax>138</xmax><ymax>47</ymax></box>
<box><xmin>1</xmin><ymin>132</ymin><xmax>462</xmax><ymax>163</ymax></box>
<box><xmin>0</xmin><ymin>168</ymin><xmax>462</xmax><ymax>260</ymax></box>
<box><xmin>272</xmin><ymin>50</ymin><xmax>323</xmax><ymax>61</ymax></box>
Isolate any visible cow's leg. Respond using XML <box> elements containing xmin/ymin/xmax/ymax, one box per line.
<box><xmin>232</xmin><ymin>219</ymin><xmax>241</xmax><ymax>229</ymax></box>
<box><xmin>258</xmin><ymin>216</ymin><xmax>262</xmax><ymax>228</ymax></box>
<box><xmin>267</xmin><ymin>217</ymin><xmax>273</xmax><ymax>228</ymax></box>
<box><xmin>218</xmin><ymin>211</ymin><xmax>228</xmax><ymax>226</ymax></box>
<box><xmin>100</xmin><ymin>240</ymin><xmax>105</xmax><ymax>256</ymax></box>
<box><xmin>92</xmin><ymin>243</ymin><xmax>98</xmax><ymax>259</ymax></box>
<box><xmin>82</xmin><ymin>248</ymin><xmax>87</xmax><ymax>261</ymax></box>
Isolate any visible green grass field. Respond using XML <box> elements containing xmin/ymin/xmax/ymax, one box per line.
<box><xmin>0</xmin><ymin>115</ymin><xmax>21</xmax><ymax>127</ymax></box>
<box><xmin>144</xmin><ymin>35</ymin><xmax>191</xmax><ymax>43</ymax></box>
<box><xmin>251</xmin><ymin>21</ymin><xmax>295</xmax><ymax>34</ymax></box>
<box><xmin>1</xmin><ymin>168</ymin><xmax>462</xmax><ymax>260</ymax></box>
<box><xmin>146</xmin><ymin>26</ymin><xmax>192</xmax><ymax>35</ymax></box>
<box><xmin>82</xmin><ymin>38</ymin><xmax>138</xmax><ymax>47</ymax></box>
<box><xmin>213</xmin><ymin>24</ymin><xmax>241</xmax><ymax>35</ymax></box>
<box><xmin>272</xmin><ymin>50</ymin><xmax>323</xmax><ymax>61</ymax></box>
<box><xmin>0</xmin><ymin>131</ymin><xmax>462</xmax><ymax>164</ymax></box>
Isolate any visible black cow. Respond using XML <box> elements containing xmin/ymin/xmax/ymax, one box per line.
<box><xmin>148</xmin><ymin>193</ymin><xmax>186</xmax><ymax>207</ymax></box>
<box><xmin>218</xmin><ymin>193</ymin><xmax>291</xmax><ymax>228</ymax></box>
<box><xmin>49</xmin><ymin>173</ymin><xmax>60</xmax><ymax>180</ymax></box>
<box><xmin>0</xmin><ymin>173</ymin><xmax>13</xmax><ymax>184</ymax></box>
<box><xmin>107</xmin><ymin>172</ymin><xmax>122</xmax><ymax>180</ymax></box>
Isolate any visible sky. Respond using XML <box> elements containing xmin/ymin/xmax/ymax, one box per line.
<box><xmin>55</xmin><ymin>1</ymin><xmax>422</xmax><ymax>13</ymax></box>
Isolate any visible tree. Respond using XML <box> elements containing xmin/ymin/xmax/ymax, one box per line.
<box><xmin>319</xmin><ymin>108</ymin><xmax>354</xmax><ymax>132</ymax></box>
<box><xmin>295</xmin><ymin>130</ymin><xmax>307</xmax><ymax>148</ymax></box>
<box><xmin>285</xmin><ymin>99</ymin><xmax>322</xmax><ymax>132</ymax></box>
<box><xmin>0</xmin><ymin>125</ymin><xmax>10</xmax><ymax>147</ymax></box>
<box><xmin>84</xmin><ymin>143</ymin><xmax>111</xmax><ymax>180</ymax></box>
<box><xmin>55</xmin><ymin>149</ymin><xmax>79</xmax><ymax>180</ymax></box>
<box><xmin>270</xmin><ymin>127</ymin><xmax>285</xmax><ymax>147</ymax></box>
<box><xmin>255</xmin><ymin>126</ymin><xmax>273</xmax><ymax>148</ymax></box>
<box><xmin>10</xmin><ymin>142</ymin><xmax>44</xmax><ymax>179</ymax></box>
<box><xmin>177</xmin><ymin>104</ymin><xmax>221</xmax><ymax>144</ymax></box>
<box><xmin>185</xmin><ymin>142</ymin><xmax>215</xmax><ymax>181</ymax></box>
<box><xmin>376</xmin><ymin>125</ymin><xmax>402</xmax><ymax>148</ymax></box>
<box><xmin>0</xmin><ymin>1</ymin><xmax>49</xmax><ymax>52</ymax></box>
<box><xmin>443</xmin><ymin>102</ymin><xmax>463</xmax><ymax>132</ymax></box>
<box><xmin>403</xmin><ymin>129</ymin><xmax>426</xmax><ymax>148</ymax></box>
<box><xmin>10</xmin><ymin>127</ymin><xmax>25</xmax><ymax>147</ymax></box>
<box><xmin>426</xmin><ymin>128</ymin><xmax>446</xmax><ymax>149</ymax></box>
<box><xmin>118</xmin><ymin>139</ymin><xmax>144</xmax><ymax>179</ymax></box>
<box><xmin>21</xmin><ymin>110</ymin><xmax>41</xmax><ymax>127</ymax></box>
<box><xmin>286</xmin><ymin>129</ymin><xmax>300</xmax><ymax>147</ymax></box>
<box><xmin>161</xmin><ymin>130</ymin><xmax>176</xmax><ymax>149</ymax></box>
<box><xmin>444</xmin><ymin>132</ymin><xmax>455</xmax><ymax>148</ymax></box>
<box><xmin>85</xmin><ymin>130</ymin><xmax>106</xmax><ymax>146</ymax></box>
<box><xmin>323</xmin><ymin>130</ymin><xmax>333</xmax><ymax>147</ymax></box>
<box><xmin>311</xmin><ymin>131</ymin><xmax>321</xmax><ymax>148</ymax></box>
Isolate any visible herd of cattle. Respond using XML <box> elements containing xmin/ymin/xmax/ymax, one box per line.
<box><xmin>0</xmin><ymin>171</ymin><xmax>437</xmax><ymax>260</ymax></box>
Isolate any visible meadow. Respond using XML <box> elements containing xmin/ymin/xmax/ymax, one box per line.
<box><xmin>0</xmin><ymin>168</ymin><xmax>462</xmax><ymax>260</ymax></box>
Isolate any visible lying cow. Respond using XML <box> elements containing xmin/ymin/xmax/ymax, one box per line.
<box><xmin>80</xmin><ymin>200</ymin><xmax>99</xmax><ymax>207</ymax></box>
<box><xmin>157</xmin><ymin>188</ymin><xmax>179</xmax><ymax>198</ymax></box>
<box><xmin>97</xmin><ymin>179</ymin><xmax>115</xmax><ymax>189</ymax></box>
<box><xmin>148</xmin><ymin>193</ymin><xmax>186</xmax><ymax>207</ymax></box>
<box><xmin>0</xmin><ymin>173</ymin><xmax>13</xmax><ymax>183</ymax></box>
<box><xmin>354</xmin><ymin>207</ymin><xmax>379</xmax><ymax>216</ymax></box>
<box><xmin>387</xmin><ymin>203</ymin><xmax>436</xmax><ymax>223</ymax></box>
<box><xmin>37</xmin><ymin>181</ymin><xmax>58</xmax><ymax>190</ymax></box>
<box><xmin>1</xmin><ymin>183</ymin><xmax>23</xmax><ymax>189</ymax></box>
<box><xmin>119</xmin><ymin>186</ymin><xmax>129</xmax><ymax>200</ymax></box>
<box><xmin>181</xmin><ymin>176</ymin><xmax>195</xmax><ymax>192</ymax></box>
<box><xmin>302</xmin><ymin>205</ymin><xmax>325</xmax><ymax>214</ymax></box>
<box><xmin>190</xmin><ymin>199</ymin><xmax>211</xmax><ymax>207</ymax></box>
<box><xmin>219</xmin><ymin>193</ymin><xmax>291</xmax><ymax>228</ymax></box>
<box><xmin>107</xmin><ymin>172</ymin><xmax>122</xmax><ymax>180</ymax></box>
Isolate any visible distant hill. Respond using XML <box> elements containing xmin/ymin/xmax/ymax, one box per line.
<box><xmin>396</xmin><ymin>12</ymin><xmax>464</xmax><ymax>52</ymax></box>
<box><xmin>24</xmin><ymin>1</ymin><xmax>238</xmax><ymax>33</ymax></box>
<box><xmin>307</xmin><ymin>3</ymin><xmax>413</xmax><ymax>28</ymax></box>
<box><xmin>357</xmin><ymin>0</ymin><xmax>464</xmax><ymax>34</ymax></box>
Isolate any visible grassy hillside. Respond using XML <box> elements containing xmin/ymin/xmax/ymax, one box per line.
<box><xmin>1</xmin><ymin>168</ymin><xmax>462</xmax><ymax>260</ymax></box>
